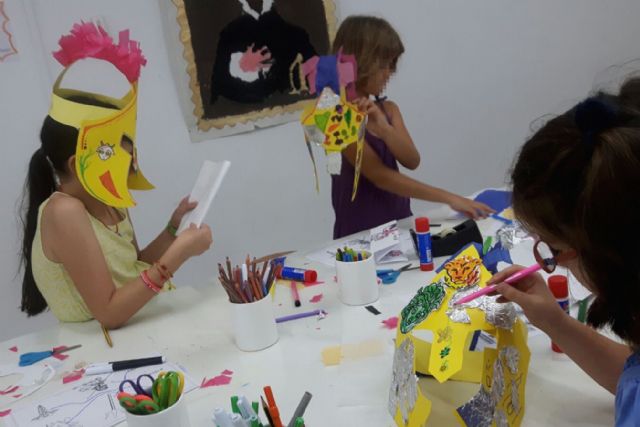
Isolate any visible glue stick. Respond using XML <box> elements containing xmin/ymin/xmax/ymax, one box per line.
<box><xmin>548</xmin><ymin>275</ymin><xmax>569</xmax><ymax>353</ymax></box>
<box><xmin>415</xmin><ymin>217</ymin><xmax>433</xmax><ymax>271</ymax></box>
<box><xmin>278</xmin><ymin>267</ymin><xmax>317</xmax><ymax>283</ymax></box>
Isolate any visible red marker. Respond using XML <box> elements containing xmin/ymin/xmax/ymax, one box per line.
<box><xmin>290</xmin><ymin>281</ymin><xmax>301</xmax><ymax>307</ymax></box>
<box><xmin>548</xmin><ymin>275</ymin><xmax>569</xmax><ymax>353</ymax></box>
<box><xmin>264</xmin><ymin>386</ymin><xmax>283</xmax><ymax>427</ymax></box>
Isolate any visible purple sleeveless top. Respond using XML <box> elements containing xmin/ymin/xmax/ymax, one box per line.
<box><xmin>331</xmin><ymin>101</ymin><xmax>412</xmax><ymax>239</ymax></box>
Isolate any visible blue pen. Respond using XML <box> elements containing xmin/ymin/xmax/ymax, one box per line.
<box><xmin>357</xmin><ymin>252</ymin><xmax>362</xmax><ymax>261</ymax></box>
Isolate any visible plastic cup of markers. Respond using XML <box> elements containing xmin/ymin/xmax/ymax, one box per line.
<box><xmin>124</xmin><ymin>391</ymin><xmax>190</xmax><ymax>427</ymax></box>
<box><xmin>231</xmin><ymin>295</ymin><xmax>279</xmax><ymax>352</ymax></box>
<box><xmin>335</xmin><ymin>251</ymin><xmax>379</xmax><ymax>306</ymax></box>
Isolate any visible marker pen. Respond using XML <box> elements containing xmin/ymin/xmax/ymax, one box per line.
<box><xmin>548</xmin><ymin>275</ymin><xmax>569</xmax><ymax>353</ymax></box>
<box><xmin>85</xmin><ymin>356</ymin><xmax>166</xmax><ymax>375</ymax></box>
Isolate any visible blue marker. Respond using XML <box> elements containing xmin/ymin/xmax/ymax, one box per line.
<box><xmin>415</xmin><ymin>217</ymin><xmax>433</xmax><ymax>271</ymax></box>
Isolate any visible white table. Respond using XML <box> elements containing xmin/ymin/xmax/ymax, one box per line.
<box><xmin>0</xmin><ymin>217</ymin><xmax>614</xmax><ymax>426</ymax></box>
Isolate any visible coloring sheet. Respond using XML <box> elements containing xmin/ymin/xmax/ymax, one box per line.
<box><xmin>6</xmin><ymin>362</ymin><xmax>196</xmax><ymax>427</ymax></box>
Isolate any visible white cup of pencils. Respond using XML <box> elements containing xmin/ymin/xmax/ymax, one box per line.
<box><xmin>335</xmin><ymin>249</ymin><xmax>379</xmax><ymax>306</ymax></box>
<box><xmin>218</xmin><ymin>256</ymin><xmax>279</xmax><ymax>352</ymax></box>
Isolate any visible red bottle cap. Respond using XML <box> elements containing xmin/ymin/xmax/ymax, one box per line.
<box><xmin>548</xmin><ymin>275</ymin><xmax>568</xmax><ymax>298</ymax></box>
<box><xmin>415</xmin><ymin>217</ymin><xmax>430</xmax><ymax>232</ymax></box>
<box><xmin>304</xmin><ymin>270</ymin><xmax>318</xmax><ymax>283</ymax></box>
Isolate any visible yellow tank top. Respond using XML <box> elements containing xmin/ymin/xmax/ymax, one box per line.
<box><xmin>31</xmin><ymin>194</ymin><xmax>172</xmax><ymax>322</ymax></box>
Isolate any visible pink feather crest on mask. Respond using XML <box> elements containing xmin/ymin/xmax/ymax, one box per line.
<box><xmin>52</xmin><ymin>22</ymin><xmax>147</xmax><ymax>83</ymax></box>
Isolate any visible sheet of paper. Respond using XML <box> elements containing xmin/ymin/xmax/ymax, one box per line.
<box><xmin>370</xmin><ymin>221</ymin><xmax>408</xmax><ymax>264</ymax></box>
<box><xmin>6</xmin><ymin>362</ymin><xmax>196</xmax><ymax>427</ymax></box>
<box><xmin>178</xmin><ymin>160</ymin><xmax>230</xmax><ymax>234</ymax></box>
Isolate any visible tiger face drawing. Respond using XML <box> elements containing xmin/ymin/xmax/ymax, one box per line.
<box><xmin>443</xmin><ymin>256</ymin><xmax>482</xmax><ymax>290</ymax></box>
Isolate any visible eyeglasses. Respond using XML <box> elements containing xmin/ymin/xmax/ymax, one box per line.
<box><xmin>533</xmin><ymin>240</ymin><xmax>577</xmax><ymax>273</ymax></box>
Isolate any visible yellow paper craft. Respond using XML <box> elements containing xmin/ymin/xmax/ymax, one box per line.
<box><xmin>48</xmin><ymin>22</ymin><xmax>153</xmax><ymax>208</ymax></box>
<box><xmin>301</xmin><ymin>87</ymin><xmax>366</xmax><ymax>201</ymax></box>
<box><xmin>389</xmin><ymin>244</ymin><xmax>531</xmax><ymax>427</ymax></box>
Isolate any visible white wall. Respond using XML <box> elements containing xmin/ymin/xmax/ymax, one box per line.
<box><xmin>2</xmin><ymin>0</ymin><xmax>639</xmax><ymax>341</ymax></box>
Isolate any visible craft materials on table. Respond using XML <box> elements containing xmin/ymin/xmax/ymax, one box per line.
<box><xmin>336</xmin><ymin>249</ymin><xmax>379</xmax><ymax>306</ymax></box>
<box><xmin>0</xmin><ymin>362</ymin><xmax>56</xmax><ymax>413</ymax></box>
<box><xmin>213</xmin><ymin>386</ymin><xmax>309</xmax><ymax>427</ymax></box>
<box><xmin>217</xmin><ymin>255</ymin><xmax>281</xmax><ymax>303</ymax></box>
<box><xmin>548</xmin><ymin>275</ymin><xmax>569</xmax><ymax>353</ymax></box>
<box><xmin>117</xmin><ymin>371</ymin><xmax>184</xmax><ymax>415</ymax></box>
<box><xmin>370</xmin><ymin>220</ymin><xmax>408</xmax><ymax>264</ymax></box>
<box><xmin>277</xmin><ymin>266</ymin><xmax>317</xmax><ymax>283</ymax></box>
<box><xmin>101</xmin><ymin>325</ymin><xmax>114</xmax><ymax>348</ymax></box>
<box><xmin>85</xmin><ymin>356</ymin><xmax>166</xmax><ymax>375</ymax></box>
<box><xmin>18</xmin><ymin>344</ymin><xmax>81</xmax><ymax>367</ymax></box>
<box><xmin>335</xmin><ymin>246</ymin><xmax>369</xmax><ymax>262</ymax></box>
<box><xmin>389</xmin><ymin>244</ymin><xmax>531</xmax><ymax>426</ymax></box>
<box><xmin>276</xmin><ymin>309</ymin><xmax>327</xmax><ymax>324</ymax></box>
<box><xmin>414</xmin><ymin>217</ymin><xmax>434</xmax><ymax>271</ymax></box>
<box><xmin>5</xmin><ymin>361</ymin><xmax>196</xmax><ymax>427</ymax></box>
<box><xmin>290</xmin><ymin>281</ymin><xmax>301</xmax><ymax>307</ymax></box>
<box><xmin>376</xmin><ymin>263</ymin><xmax>418</xmax><ymax>285</ymax></box>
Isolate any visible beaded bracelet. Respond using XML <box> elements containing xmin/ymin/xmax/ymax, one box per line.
<box><xmin>166</xmin><ymin>222</ymin><xmax>178</xmax><ymax>237</ymax></box>
<box><xmin>154</xmin><ymin>262</ymin><xmax>174</xmax><ymax>279</ymax></box>
<box><xmin>141</xmin><ymin>270</ymin><xmax>162</xmax><ymax>293</ymax></box>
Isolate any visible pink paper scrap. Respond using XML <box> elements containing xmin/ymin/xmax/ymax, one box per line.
<box><xmin>309</xmin><ymin>294</ymin><xmax>323</xmax><ymax>303</ymax></box>
<box><xmin>382</xmin><ymin>316</ymin><xmax>399</xmax><ymax>330</ymax></box>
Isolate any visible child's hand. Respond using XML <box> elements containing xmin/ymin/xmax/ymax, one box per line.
<box><xmin>169</xmin><ymin>197</ymin><xmax>198</xmax><ymax>230</ymax></box>
<box><xmin>174</xmin><ymin>223</ymin><xmax>213</xmax><ymax>259</ymax></box>
<box><xmin>489</xmin><ymin>265</ymin><xmax>565</xmax><ymax>333</ymax></box>
<box><xmin>447</xmin><ymin>196</ymin><xmax>494</xmax><ymax>219</ymax></box>
<box><xmin>355</xmin><ymin>97</ymin><xmax>392</xmax><ymax>136</ymax></box>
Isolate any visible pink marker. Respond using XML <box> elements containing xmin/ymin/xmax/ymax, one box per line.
<box><xmin>454</xmin><ymin>264</ymin><xmax>542</xmax><ymax>305</ymax></box>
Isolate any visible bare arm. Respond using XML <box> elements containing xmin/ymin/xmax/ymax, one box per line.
<box><xmin>342</xmin><ymin>143</ymin><xmax>493</xmax><ymax>219</ymax></box>
<box><xmin>137</xmin><ymin>197</ymin><xmax>196</xmax><ymax>264</ymax></box>
<box><xmin>356</xmin><ymin>98</ymin><xmax>420</xmax><ymax>170</ymax></box>
<box><xmin>44</xmin><ymin>197</ymin><xmax>209</xmax><ymax>329</ymax></box>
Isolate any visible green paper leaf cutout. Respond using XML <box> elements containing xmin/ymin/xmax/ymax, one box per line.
<box><xmin>400</xmin><ymin>281</ymin><xmax>446</xmax><ymax>334</ymax></box>
<box><xmin>314</xmin><ymin>112</ymin><xmax>331</xmax><ymax>132</ymax></box>
<box><xmin>345</xmin><ymin>108</ymin><xmax>352</xmax><ymax>127</ymax></box>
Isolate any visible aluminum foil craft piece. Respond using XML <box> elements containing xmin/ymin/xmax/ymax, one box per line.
<box><xmin>388</xmin><ymin>339</ymin><xmax>418</xmax><ymax>423</ymax></box>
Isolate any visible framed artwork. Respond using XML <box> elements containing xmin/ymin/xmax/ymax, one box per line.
<box><xmin>171</xmin><ymin>0</ymin><xmax>337</xmax><ymax>136</ymax></box>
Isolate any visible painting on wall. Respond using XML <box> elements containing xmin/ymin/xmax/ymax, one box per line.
<box><xmin>171</xmin><ymin>0</ymin><xmax>337</xmax><ymax>135</ymax></box>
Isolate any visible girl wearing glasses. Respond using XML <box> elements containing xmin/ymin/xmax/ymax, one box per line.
<box><xmin>491</xmin><ymin>78</ymin><xmax>640</xmax><ymax>426</ymax></box>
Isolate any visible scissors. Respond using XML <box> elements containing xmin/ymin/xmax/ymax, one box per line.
<box><xmin>119</xmin><ymin>374</ymin><xmax>155</xmax><ymax>398</ymax></box>
<box><xmin>376</xmin><ymin>263</ymin><xmax>418</xmax><ymax>285</ymax></box>
<box><xmin>117</xmin><ymin>391</ymin><xmax>161</xmax><ymax>415</ymax></box>
<box><xmin>152</xmin><ymin>371</ymin><xmax>184</xmax><ymax>410</ymax></box>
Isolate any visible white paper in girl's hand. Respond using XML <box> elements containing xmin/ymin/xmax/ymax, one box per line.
<box><xmin>177</xmin><ymin>160</ymin><xmax>231</xmax><ymax>234</ymax></box>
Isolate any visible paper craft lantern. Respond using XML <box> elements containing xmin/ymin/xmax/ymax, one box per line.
<box><xmin>300</xmin><ymin>51</ymin><xmax>366</xmax><ymax>201</ymax></box>
<box><xmin>389</xmin><ymin>245</ymin><xmax>531</xmax><ymax>426</ymax></box>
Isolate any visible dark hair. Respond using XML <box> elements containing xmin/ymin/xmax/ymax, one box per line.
<box><xmin>332</xmin><ymin>15</ymin><xmax>404</xmax><ymax>92</ymax></box>
<box><xmin>20</xmin><ymin>117</ymin><xmax>77</xmax><ymax>315</ymax></box>
<box><xmin>511</xmin><ymin>77</ymin><xmax>640</xmax><ymax>347</ymax></box>
<box><xmin>20</xmin><ymin>95</ymin><xmax>117</xmax><ymax>316</ymax></box>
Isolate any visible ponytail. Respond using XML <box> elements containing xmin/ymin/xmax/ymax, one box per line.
<box><xmin>20</xmin><ymin>147</ymin><xmax>57</xmax><ymax>315</ymax></box>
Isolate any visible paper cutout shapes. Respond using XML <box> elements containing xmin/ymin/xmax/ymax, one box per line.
<box><xmin>389</xmin><ymin>244</ymin><xmax>531</xmax><ymax>426</ymax></box>
<box><xmin>382</xmin><ymin>316</ymin><xmax>399</xmax><ymax>330</ymax></box>
<box><xmin>399</xmin><ymin>281</ymin><xmax>446</xmax><ymax>334</ymax></box>
<box><xmin>300</xmin><ymin>51</ymin><xmax>366</xmax><ymax>201</ymax></box>
<box><xmin>201</xmin><ymin>370</ymin><xmax>234</xmax><ymax>388</ymax></box>
<box><xmin>0</xmin><ymin>363</ymin><xmax>55</xmax><ymax>412</ymax></box>
<box><xmin>309</xmin><ymin>294</ymin><xmax>323</xmax><ymax>303</ymax></box>
<box><xmin>443</xmin><ymin>256</ymin><xmax>483</xmax><ymax>290</ymax></box>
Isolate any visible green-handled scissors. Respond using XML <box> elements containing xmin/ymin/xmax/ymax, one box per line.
<box><xmin>152</xmin><ymin>371</ymin><xmax>184</xmax><ymax>410</ymax></box>
<box><xmin>117</xmin><ymin>392</ymin><xmax>161</xmax><ymax>415</ymax></box>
